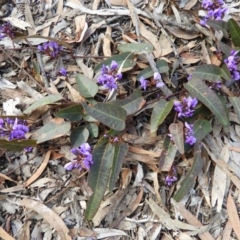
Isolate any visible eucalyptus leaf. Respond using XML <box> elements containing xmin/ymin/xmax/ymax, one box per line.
<box><xmin>86</xmin><ymin>140</ymin><xmax>115</xmax><ymax>220</ymax></box>
<box><xmin>184</xmin><ymin>79</ymin><xmax>229</xmax><ymax>126</ymax></box>
<box><xmin>0</xmin><ymin>139</ymin><xmax>37</xmax><ymax>151</ymax></box>
<box><xmin>111</xmin><ymin>89</ymin><xmax>144</xmax><ymax>115</ymax></box>
<box><xmin>228</xmin><ymin>18</ymin><xmax>240</xmax><ymax>47</ymax></box>
<box><xmin>75</xmin><ymin>74</ymin><xmax>98</xmax><ymax>98</ymax></box>
<box><xmin>174</xmin><ymin>148</ymin><xmax>203</xmax><ymax>201</ymax></box>
<box><xmin>82</xmin><ymin>101</ymin><xmax>127</xmax><ymax>131</ymax></box>
<box><xmin>55</xmin><ymin>104</ymin><xmax>82</xmax><ymax>121</ymax></box>
<box><xmin>70</xmin><ymin>127</ymin><xmax>89</xmax><ymax>148</ymax></box>
<box><xmin>117</xmin><ymin>43</ymin><xmax>153</xmax><ymax>53</ymax></box>
<box><xmin>24</xmin><ymin>94</ymin><xmax>62</xmax><ymax>115</ymax></box>
<box><xmin>192</xmin><ymin>64</ymin><xmax>222</xmax><ymax>82</ymax></box>
<box><xmin>150</xmin><ymin>100</ymin><xmax>173</xmax><ymax>134</ymax></box>
<box><xmin>220</xmin><ymin>64</ymin><xmax>232</xmax><ymax>81</ymax></box>
<box><xmin>169</xmin><ymin>122</ymin><xmax>184</xmax><ymax>154</ymax></box>
<box><xmin>94</xmin><ymin>52</ymin><xmax>135</xmax><ymax>72</ymax></box>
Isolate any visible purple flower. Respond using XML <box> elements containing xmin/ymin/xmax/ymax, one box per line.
<box><xmin>38</xmin><ymin>41</ymin><xmax>63</xmax><ymax>58</ymax></box>
<box><xmin>165</xmin><ymin>166</ymin><xmax>177</xmax><ymax>186</ymax></box>
<box><xmin>97</xmin><ymin>61</ymin><xmax>122</xmax><ymax>90</ymax></box>
<box><xmin>174</xmin><ymin>96</ymin><xmax>198</xmax><ymax>118</ymax></box>
<box><xmin>65</xmin><ymin>143</ymin><xmax>93</xmax><ymax>171</ymax></box>
<box><xmin>0</xmin><ymin>22</ymin><xmax>14</xmax><ymax>39</ymax></box>
<box><xmin>224</xmin><ymin>50</ymin><xmax>240</xmax><ymax>80</ymax></box>
<box><xmin>139</xmin><ymin>77</ymin><xmax>148</xmax><ymax>91</ymax></box>
<box><xmin>154</xmin><ymin>72</ymin><xmax>164</xmax><ymax>88</ymax></box>
<box><xmin>184</xmin><ymin>122</ymin><xmax>196</xmax><ymax>145</ymax></box>
<box><xmin>59</xmin><ymin>68</ymin><xmax>67</xmax><ymax>76</ymax></box>
<box><xmin>9</xmin><ymin>118</ymin><xmax>29</xmax><ymax>140</ymax></box>
<box><xmin>200</xmin><ymin>0</ymin><xmax>228</xmax><ymax>26</ymax></box>
<box><xmin>0</xmin><ymin>118</ymin><xmax>29</xmax><ymax>140</ymax></box>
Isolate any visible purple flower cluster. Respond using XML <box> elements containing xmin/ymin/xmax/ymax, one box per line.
<box><xmin>0</xmin><ymin>22</ymin><xmax>14</xmax><ymax>39</ymax></box>
<box><xmin>184</xmin><ymin>122</ymin><xmax>196</xmax><ymax>145</ymax></box>
<box><xmin>0</xmin><ymin>118</ymin><xmax>29</xmax><ymax>140</ymax></box>
<box><xmin>97</xmin><ymin>61</ymin><xmax>122</xmax><ymax>90</ymax></box>
<box><xmin>200</xmin><ymin>0</ymin><xmax>228</xmax><ymax>26</ymax></box>
<box><xmin>139</xmin><ymin>72</ymin><xmax>164</xmax><ymax>91</ymax></box>
<box><xmin>38</xmin><ymin>41</ymin><xmax>63</xmax><ymax>58</ymax></box>
<box><xmin>165</xmin><ymin>166</ymin><xmax>177</xmax><ymax>186</ymax></box>
<box><xmin>64</xmin><ymin>143</ymin><xmax>93</xmax><ymax>171</ymax></box>
<box><xmin>174</xmin><ymin>96</ymin><xmax>198</xmax><ymax>118</ymax></box>
<box><xmin>224</xmin><ymin>50</ymin><xmax>240</xmax><ymax>81</ymax></box>
<box><xmin>58</xmin><ymin>68</ymin><xmax>67</xmax><ymax>76</ymax></box>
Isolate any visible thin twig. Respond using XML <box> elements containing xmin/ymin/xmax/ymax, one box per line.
<box><xmin>36</xmin><ymin>52</ymin><xmax>49</xmax><ymax>88</ymax></box>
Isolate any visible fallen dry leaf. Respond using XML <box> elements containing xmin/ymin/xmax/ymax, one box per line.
<box><xmin>227</xmin><ymin>193</ymin><xmax>240</xmax><ymax>239</ymax></box>
<box><xmin>20</xmin><ymin>198</ymin><xmax>71</xmax><ymax>240</ymax></box>
<box><xmin>0</xmin><ymin>226</ymin><xmax>15</xmax><ymax>240</ymax></box>
<box><xmin>25</xmin><ymin>150</ymin><xmax>51</xmax><ymax>186</ymax></box>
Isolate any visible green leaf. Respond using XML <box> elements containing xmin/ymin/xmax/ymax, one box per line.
<box><xmin>75</xmin><ymin>74</ymin><xmax>98</xmax><ymax>98</ymax></box>
<box><xmin>86</xmin><ymin>123</ymin><xmax>99</xmax><ymax>138</ymax></box>
<box><xmin>207</xmin><ymin>19</ymin><xmax>229</xmax><ymax>38</ymax></box>
<box><xmin>174</xmin><ymin>148</ymin><xmax>203</xmax><ymax>201</ymax></box>
<box><xmin>55</xmin><ymin>104</ymin><xmax>82</xmax><ymax>121</ymax></box>
<box><xmin>32</xmin><ymin>119</ymin><xmax>71</xmax><ymax>144</ymax></box>
<box><xmin>111</xmin><ymin>89</ymin><xmax>144</xmax><ymax>115</ymax></box>
<box><xmin>94</xmin><ymin>52</ymin><xmax>135</xmax><ymax>72</ymax></box>
<box><xmin>169</xmin><ymin>122</ymin><xmax>184</xmax><ymax>154</ymax></box>
<box><xmin>137</xmin><ymin>60</ymin><xmax>169</xmax><ymax>80</ymax></box>
<box><xmin>220</xmin><ymin>64</ymin><xmax>232</xmax><ymax>81</ymax></box>
<box><xmin>81</xmin><ymin>101</ymin><xmax>127</xmax><ymax>131</ymax></box>
<box><xmin>184</xmin><ymin>79</ymin><xmax>229</xmax><ymax>126</ymax></box>
<box><xmin>24</xmin><ymin>94</ymin><xmax>62</xmax><ymax>115</ymax></box>
<box><xmin>117</xmin><ymin>43</ymin><xmax>153</xmax><ymax>53</ymax></box>
<box><xmin>218</xmin><ymin>42</ymin><xmax>231</xmax><ymax>56</ymax></box>
<box><xmin>229</xmin><ymin>97</ymin><xmax>240</xmax><ymax>122</ymax></box>
<box><xmin>70</xmin><ymin>127</ymin><xmax>89</xmax><ymax>148</ymax></box>
<box><xmin>86</xmin><ymin>140</ymin><xmax>115</xmax><ymax>220</ymax></box>
<box><xmin>194</xmin><ymin>119</ymin><xmax>212</xmax><ymax>143</ymax></box>
<box><xmin>0</xmin><ymin>139</ymin><xmax>37</xmax><ymax>151</ymax></box>
<box><xmin>109</xmin><ymin>142</ymin><xmax>129</xmax><ymax>191</ymax></box>
<box><xmin>150</xmin><ymin>99</ymin><xmax>173</xmax><ymax>134</ymax></box>
<box><xmin>228</xmin><ymin>18</ymin><xmax>240</xmax><ymax>47</ymax></box>
<box><xmin>192</xmin><ymin>64</ymin><xmax>222</xmax><ymax>82</ymax></box>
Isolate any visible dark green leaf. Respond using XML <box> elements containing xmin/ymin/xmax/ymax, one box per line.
<box><xmin>109</xmin><ymin>142</ymin><xmax>129</xmax><ymax>191</ymax></box>
<box><xmin>86</xmin><ymin>123</ymin><xmax>99</xmax><ymax>138</ymax></box>
<box><xmin>0</xmin><ymin>139</ymin><xmax>37</xmax><ymax>151</ymax></box>
<box><xmin>150</xmin><ymin>100</ymin><xmax>173</xmax><ymax>134</ymax></box>
<box><xmin>111</xmin><ymin>89</ymin><xmax>144</xmax><ymax>115</ymax></box>
<box><xmin>192</xmin><ymin>64</ymin><xmax>222</xmax><ymax>82</ymax></box>
<box><xmin>229</xmin><ymin>97</ymin><xmax>240</xmax><ymax>122</ymax></box>
<box><xmin>218</xmin><ymin>42</ymin><xmax>231</xmax><ymax>56</ymax></box>
<box><xmin>55</xmin><ymin>104</ymin><xmax>82</xmax><ymax>121</ymax></box>
<box><xmin>75</xmin><ymin>74</ymin><xmax>98</xmax><ymax>98</ymax></box>
<box><xmin>137</xmin><ymin>60</ymin><xmax>169</xmax><ymax>80</ymax></box>
<box><xmin>117</xmin><ymin>43</ymin><xmax>153</xmax><ymax>53</ymax></box>
<box><xmin>82</xmin><ymin>101</ymin><xmax>127</xmax><ymax>131</ymax></box>
<box><xmin>70</xmin><ymin>127</ymin><xmax>89</xmax><ymax>148</ymax></box>
<box><xmin>207</xmin><ymin>19</ymin><xmax>229</xmax><ymax>38</ymax></box>
<box><xmin>174</xmin><ymin>148</ymin><xmax>203</xmax><ymax>201</ymax></box>
<box><xmin>228</xmin><ymin>18</ymin><xmax>240</xmax><ymax>47</ymax></box>
<box><xmin>24</xmin><ymin>94</ymin><xmax>62</xmax><ymax>115</ymax></box>
<box><xmin>32</xmin><ymin>119</ymin><xmax>71</xmax><ymax>144</ymax></box>
<box><xmin>194</xmin><ymin>119</ymin><xmax>212</xmax><ymax>143</ymax></box>
<box><xmin>94</xmin><ymin>52</ymin><xmax>135</xmax><ymax>72</ymax></box>
<box><xmin>169</xmin><ymin>122</ymin><xmax>184</xmax><ymax>154</ymax></box>
<box><xmin>86</xmin><ymin>141</ymin><xmax>115</xmax><ymax>220</ymax></box>
<box><xmin>221</xmin><ymin>64</ymin><xmax>232</xmax><ymax>81</ymax></box>
<box><xmin>184</xmin><ymin>79</ymin><xmax>229</xmax><ymax>126</ymax></box>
